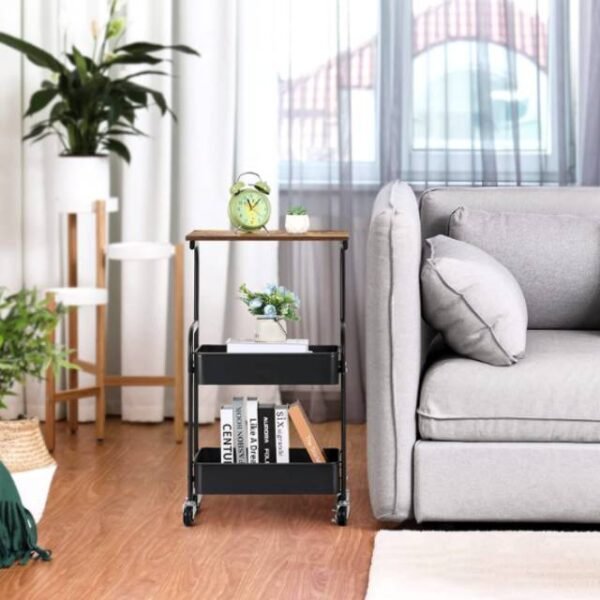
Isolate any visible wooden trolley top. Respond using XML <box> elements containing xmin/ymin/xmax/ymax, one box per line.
<box><xmin>185</xmin><ymin>230</ymin><xmax>349</xmax><ymax>242</ymax></box>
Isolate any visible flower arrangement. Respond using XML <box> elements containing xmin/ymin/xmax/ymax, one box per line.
<box><xmin>0</xmin><ymin>289</ymin><xmax>73</xmax><ymax>410</ymax></box>
<box><xmin>0</xmin><ymin>0</ymin><xmax>199</xmax><ymax>162</ymax></box>
<box><xmin>286</xmin><ymin>205</ymin><xmax>308</xmax><ymax>216</ymax></box>
<box><xmin>239</xmin><ymin>283</ymin><xmax>300</xmax><ymax>321</ymax></box>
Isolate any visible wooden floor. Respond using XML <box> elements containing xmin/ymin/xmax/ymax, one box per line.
<box><xmin>0</xmin><ymin>418</ymin><xmax>381</xmax><ymax>599</ymax></box>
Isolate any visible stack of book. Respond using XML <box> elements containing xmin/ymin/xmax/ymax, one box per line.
<box><xmin>220</xmin><ymin>398</ymin><xmax>326</xmax><ymax>464</ymax></box>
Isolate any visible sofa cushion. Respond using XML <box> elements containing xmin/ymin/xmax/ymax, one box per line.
<box><xmin>420</xmin><ymin>235</ymin><xmax>528</xmax><ymax>366</ymax></box>
<box><xmin>418</xmin><ymin>330</ymin><xmax>600</xmax><ymax>442</ymax></box>
<box><xmin>448</xmin><ymin>207</ymin><xmax>600</xmax><ymax>329</ymax></box>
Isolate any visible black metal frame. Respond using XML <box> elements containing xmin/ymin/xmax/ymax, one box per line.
<box><xmin>183</xmin><ymin>238</ymin><xmax>349</xmax><ymax>525</ymax></box>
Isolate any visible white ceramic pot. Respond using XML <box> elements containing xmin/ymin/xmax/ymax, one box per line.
<box><xmin>285</xmin><ymin>214</ymin><xmax>310</xmax><ymax>234</ymax></box>
<box><xmin>53</xmin><ymin>155</ymin><xmax>110</xmax><ymax>213</ymax></box>
<box><xmin>12</xmin><ymin>464</ymin><xmax>57</xmax><ymax>523</ymax></box>
<box><xmin>0</xmin><ymin>418</ymin><xmax>56</xmax><ymax>523</ymax></box>
<box><xmin>255</xmin><ymin>316</ymin><xmax>287</xmax><ymax>343</ymax></box>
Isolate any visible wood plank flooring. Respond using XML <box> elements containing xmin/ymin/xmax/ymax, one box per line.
<box><xmin>0</xmin><ymin>419</ymin><xmax>380</xmax><ymax>599</ymax></box>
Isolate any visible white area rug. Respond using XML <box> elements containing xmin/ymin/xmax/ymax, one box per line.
<box><xmin>366</xmin><ymin>530</ymin><xmax>600</xmax><ymax>599</ymax></box>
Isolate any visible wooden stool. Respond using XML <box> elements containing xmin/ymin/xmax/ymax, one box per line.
<box><xmin>104</xmin><ymin>242</ymin><xmax>184</xmax><ymax>443</ymax></box>
<box><xmin>45</xmin><ymin>200</ymin><xmax>109</xmax><ymax>452</ymax></box>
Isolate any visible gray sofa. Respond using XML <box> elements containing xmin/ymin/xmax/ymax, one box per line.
<box><xmin>366</xmin><ymin>182</ymin><xmax>600</xmax><ymax>523</ymax></box>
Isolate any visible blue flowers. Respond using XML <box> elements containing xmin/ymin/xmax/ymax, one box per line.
<box><xmin>263</xmin><ymin>304</ymin><xmax>277</xmax><ymax>316</ymax></box>
<box><xmin>249</xmin><ymin>298</ymin><xmax>263</xmax><ymax>310</ymax></box>
<box><xmin>239</xmin><ymin>282</ymin><xmax>301</xmax><ymax>322</ymax></box>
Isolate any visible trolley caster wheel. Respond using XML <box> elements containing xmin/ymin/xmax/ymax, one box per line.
<box><xmin>182</xmin><ymin>500</ymin><xmax>198</xmax><ymax>527</ymax></box>
<box><xmin>333</xmin><ymin>492</ymin><xmax>350</xmax><ymax>526</ymax></box>
<box><xmin>334</xmin><ymin>504</ymin><xmax>348</xmax><ymax>526</ymax></box>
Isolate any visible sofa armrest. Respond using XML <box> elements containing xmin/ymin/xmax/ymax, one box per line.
<box><xmin>366</xmin><ymin>181</ymin><xmax>423</xmax><ymax>521</ymax></box>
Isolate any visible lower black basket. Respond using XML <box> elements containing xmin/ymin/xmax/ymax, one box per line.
<box><xmin>195</xmin><ymin>447</ymin><xmax>340</xmax><ymax>495</ymax></box>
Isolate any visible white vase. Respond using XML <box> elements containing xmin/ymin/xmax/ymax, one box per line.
<box><xmin>285</xmin><ymin>214</ymin><xmax>310</xmax><ymax>234</ymax></box>
<box><xmin>53</xmin><ymin>155</ymin><xmax>110</xmax><ymax>213</ymax></box>
<box><xmin>255</xmin><ymin>317</ymin><xmax>287</xmax><ymax>342</ymax></box>
<box><xmin>0</xmin><ymin>419</ymin><xmax>56</xmax><ymax>523</ymax></box>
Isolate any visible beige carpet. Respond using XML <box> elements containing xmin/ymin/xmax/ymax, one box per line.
<box><xmin>366</xmin><ymin>530</ymin><xmax>600</xmax><ymax>599</ymax></box>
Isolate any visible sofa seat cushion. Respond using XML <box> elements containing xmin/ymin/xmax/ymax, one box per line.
<box><xmin>418</xmin><ymin>330</ymin><xmax>600</xmax><ymax>442</ymax></box>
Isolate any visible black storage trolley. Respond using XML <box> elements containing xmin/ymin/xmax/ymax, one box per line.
<box><xmin>183</xmin><ymin>229</ymin><xmax>350</xmax><ymax>526</ymax></box>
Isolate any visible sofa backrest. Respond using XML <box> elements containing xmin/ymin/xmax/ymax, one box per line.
<box><xmin>420</xmin><ymin>187</ymin><xmax>600</xmax><ymax>329</ymax></box>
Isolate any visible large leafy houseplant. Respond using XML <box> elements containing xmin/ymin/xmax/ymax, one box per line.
<box><xmin>0</xmin><ymin>289</ymin><xmax>71</xmax><ymax>411</ymax></box>
<box><xmin>0</xmin><ymin>0</ymin><xmax>198</xmax><ymax>163</ymax></box>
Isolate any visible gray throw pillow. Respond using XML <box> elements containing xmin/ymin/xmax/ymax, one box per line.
<box><xmin>421</xmin><ymin>235</ymin><xmax>528</xmax><ymax>366</ymax></box>
<box><xmin>449</xmin><ymin>207</ymin><xmax>600</xmax><ymax>329</ymax></box>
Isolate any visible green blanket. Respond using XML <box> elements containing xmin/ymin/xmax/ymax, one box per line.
<box><xmin>0</xmin><ymin>461</ymin><xmax>51</xmax><ymax>568</ymax></box>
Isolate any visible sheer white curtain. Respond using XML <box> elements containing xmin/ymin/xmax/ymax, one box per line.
<box><xmin>579</xmin><ymin>0</ymin><xmax>600</xmax><ymax>185</ymax></box>
<box><xmin>0</xmin><ymin>0</ymin><xmax>279</xmax><ymax>423</ymax></box>
<box><xmin>277</xmin><ymin>0</ymin><xmax>574</xmax><ymax>423</ymax></box>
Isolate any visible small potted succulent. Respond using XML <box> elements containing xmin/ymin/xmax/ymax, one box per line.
<box><xmin>0</xmin><ymin>288</ymin><xmax>73</xmax><ymax>523</ymax></box>
<box><xmin>285</xmin><ymin>206</ymin><xmax>310</xmax><ymax>234</ymax></box>
<box><xmin>239</xmin><ymin>283</ymin><xmax>300</xmax><ymax>343</ymax></box>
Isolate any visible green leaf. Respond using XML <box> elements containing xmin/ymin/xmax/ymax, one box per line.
<box><xmin>125</xmin><ymin>88</ymin><xmax>148</xmax><ymax>106</ymax></box>
<box><xmin>120</xmin><ymin>70</ymin><xmax>170</xmax><ymax>81</ymax></box>
<box><xmin>101</xmin><ymin>54</ymin><xmax>164</xmax><ymax>68</ymax></box>
<box><xmin>149</xmin><ymin>90</ymin><xmax>168</xmax><ymax>115</ymax></box>
<box><xmin>22</xmin><ymin>123</ymin><xmax>47</xmax><ymax>141</ymax></box>
<box><xmin>123</xmin><ymin>82</ymin><xmax>169</xmax><ymax>116</ymax></box>
<box><xmin>49</xmin><ymin>101</ymin><xmax>66</xmax><ymax>121</ymax></box>
<box><xmin>25</xmin><ymin>88</ymin><xmax>58</xmax><ymax>116</ymax></box>
<box><xmin>102</xmin><ymin>138</ymin><xmax>131</xmax><ymax>163</ymax></box>
<box><xmin>0</xmin><ymin>31</ymin><xmax>66</xmax><ymax>73</ymax></box>
<box><xmin>71</xmin><ymin>46</ymin><xmax>89</xmax><ymax>82</ymax></box>
<box><xmin>105</xmin><ymin>128</ymin><xmax>148</xmax><ymax>137</ymax></box>
<box><xmin>29</xmin><ymin>131</ymin><xmax>56</xmax><ymax>144</ymax></box>
<box><xmin>115</xmin><ymin>42</ymin><xmax>200</xmax><ymax>56</ymax></box>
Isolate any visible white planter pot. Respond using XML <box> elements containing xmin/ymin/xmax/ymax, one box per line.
<box><xmin>12</xmin><ymin>464</ymin><xmax>57</xmax><ymax>524</ymax></box>
<box><xmin>53</xmin><ymin>155</ymin><xmax>110</xmax><ymax>213</ymax></box>
<box><xmin>255</xmin><ymin>317</ymin><xmax>287</xmax><ymax>343</ymax></box>
<box><xmin>285</xmin><ymin>214</ymin><xmax>310</xmax><ymax>234</ymax></box>
<box><xmin>0</xmin><ymin>418</ymin><xmax>56</xmax><ymax>523</ymax></box>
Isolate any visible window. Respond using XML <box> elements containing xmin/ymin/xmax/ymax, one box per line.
<box><xmin>408</xmin><ymin>0</ymin><xmax>567</xmax><ymax>184</ymax></box>
<box><xmin>278</xmin><ymin>0</ymin><xmax>571</xmax><ymax>186</ymax></box>
<box><xmin>412</xmin><ymin>42</ymin><xmax>550</xmax><ymax>152</ymax></box>
<box><xmin>277</xmin><ymin>0</ymin><xmax>378</xmax><ymax>185</ymax></box>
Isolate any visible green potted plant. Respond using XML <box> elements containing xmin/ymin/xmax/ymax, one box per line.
<box><xmin>0</xmin><ymin>288</ymin><xmax>72</xmax><ymax>522</ymax></box>
<box><xmin>285</xmin><ymin>205</ymin><xmax>310</xmax><ymax>234</ymax></box>
<box><xmin>239</xmin><ymin>283</ymin><xmax>300</xmax><ymax>343</ymax></box>
<box><xmin>0</xmin><ymin>0</ymin><xmax>198</xmax><ymax>211</ymax></box>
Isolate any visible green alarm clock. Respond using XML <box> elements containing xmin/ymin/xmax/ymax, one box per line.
<box><xmin>228</xmin><ymin>171</ymin><xmax>271</xmax><ymax>232</ymax></box>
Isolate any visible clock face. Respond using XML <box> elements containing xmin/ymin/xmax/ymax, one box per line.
<box><xmin>229</xmin><ymin>189</ymin><xmax>271</xmax><ymax>231</ymax></box>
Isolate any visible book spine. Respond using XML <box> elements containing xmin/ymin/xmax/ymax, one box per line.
<box><xmin>220</xmin><ymin>406</ymin><xmax>234</xmax><ymax>464</ymax></box>
<box><xmin>274</xmin><ymin>405</ymin><xmax>290</xmax><ymax>463</ymax></box>
<box><xmin>246</xmin><ymin>397</ymin><xmax>259</xmax><ymax>464</ymax></box>
<box><xmin>232</xmin><ymin>397</ymin><xmax>247</xmax><ymax>463</ymax></box>
<box><xmin>258</xmin><ymin>404</ymin><xmax>276</xmax><ymax>463</ymax></box>
<box><xmin>288</xmin><ymin>402</ymin><xmax>327</xmax><ymax>463</ymax></box>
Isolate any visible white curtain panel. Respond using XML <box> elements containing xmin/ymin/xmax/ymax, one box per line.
<box><xmin>0</xmin><ymin>0</ymin><xmax>279</xmax><ymax>423</ymax></box>
<box><xmin>0</xmin><ymin>2</ymin><xmax>25</xmax><ymax>418</ymax></box>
